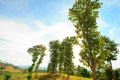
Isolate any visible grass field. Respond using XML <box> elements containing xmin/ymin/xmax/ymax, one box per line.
<box><xmin>9</xmin><ymin>73</ymin><xmax>92</xmax><ymax>80</ymax></box>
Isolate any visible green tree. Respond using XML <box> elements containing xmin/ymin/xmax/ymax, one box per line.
<box><xmin>95</xmin><ymin>36</ymin><xmax>119</xmax><ymax>80</ymax></box>
<box><xmin>58</xmin><ymin>43</ymin><xmax>65</xmax><ymax>74</ymax></box>
<box><xmin>114</xmin><ymin>69</ymin><xmax>119</xmax><ymax>80</ymax></box>
<box><xmin>69</xmin><ymin>0</ymin><xmax>114</xmax><ymax>80</ymax></box>
<box><xmin>76</xmin><ymin>65</ymin><xmax>81</xmax><ymax>77</ymax></box>
<box><xmin>47</xmin><ymin>63</ymin><xmax>51</xmax><ymax>73</ymax></box>
<box><xmin>69</xmin><ymin>0</ymin><xmax>102</xmax><ymax>80</ymax></box>
<box><xmin>27</xmin><ymin>44</ymin><xmax>46</xmax><ymax>79</ymax></box>
<box><xmin>77</xmin><ymin>65</ymin><xmax>90</xmax><ymax>78</ymax></box>
<box><xmin>103</xmin><ymin>36</ymin><xmax>119</xmax><ymax>80</ymax></box>
<box><xmin>62</xmin><ymin>36</ymin><xmax>77</xmax><ymax>80</ymax></box>
<box><xmin>105</xmin><ymin>67</ymin><xmax>113</xmax><ymax>80</ymax></box>
<box><xmin>49</xmin><ymin>40</ymin><xmax>60</xmax><ymax>74</ymax></box>
<box><xmin>27</xmin><ymin>47</ymin><xmax>38</xmax><ymax>80</ymax></box>
<box><xmin>34</xmin><ymin>45</ymin><xmax>46</xmax><ymax>77</ymax></box>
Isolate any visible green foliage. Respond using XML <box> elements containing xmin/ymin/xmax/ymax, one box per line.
<box><xmin>27</xmin><ymin>75</ymin><xmax>32</xmax><ymax>80</ymax></box>
<box><xmin>76</xmin><ymin>65</ymin><xmax>81</xmax><ymax>77</ymax></box>
<box><xmin>103</xmin><ymin>36</ymin><xmax>119</xmax><ymax>63</ymax></box>
<box><xmin>105</xmin><ymin>68</ymin><xmax>112</xmax><ymax>80</ymax></box>
<box><xmin>102</xmin><ymin>36</ymin><xmax>119</xmax><ymax>80</ymax></box>
<box><xmin>48</xmin><ymin>37</ymin><xmax>78</xmax><ymax>78</ymax></box>
<box><xmin>68</xmin><ymin>0</ymin><xmax>119</xmax><ymax>80</ymax></box>
<box><xmin>61</xmin><ymin>37</ymin><xmax>76</xmax><ymax>79</ymax></box>
<box><xmin>97</xmin><ymin>66</ymin><xmax>120</xmax><ymax>80</ymax></box>
<box><xmin>76</xmin><ymin>65</ymin><xmax>90</xmax><ymax>78</ymax></box>
<box><xmin>27</xmin><ymin>44</ymin><xmax>46</xmax><ymax>79</ymax></box>
<box><xmin>114</xmin><ymin>69</ymin><xmax>119</xmax><ymax>80</ymax></box>
<box><xmin>47</xmin><ymin>63</ymin><xmax>51</xmax><ymax>73</ymax></box>
<box><xmin>27</xmin><ymin>67</ymin><xmax>32</xmax><ymax>80</ymax></box>
<box><xmin>68</xmin><ymin>0</ymin><xmax>102</xmax><ymax>80</ymax></box>
<box><xmin>48</xmin><ymin>40</ymin><xmax>60</xmax><ymax>74</ymax></box>
<box><xmin>4</xmin><ymin>74</ymin><xmax>11</xmax><ymax>80</ymax></box>
<box><xmin>117</xmin><ymin>68</ymin><xmax>120</xmax><ymax>79</ymax></box>
<box><xmin>58</xmin><ymin>42</ymin><xmax>65</xmax><ymax>74</ymax></box>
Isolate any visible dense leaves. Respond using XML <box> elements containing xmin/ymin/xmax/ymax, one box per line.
<box><xmin>62</xmin><ymin>37</ymin><xmax>75</xmax><ymax>79</ymax></box>
<box><xmin>68</xmin><ymin>0</ymin><xmax>119</xmax><ymax>80</ymax></box>
<box><xmin>48</xmin><ymin>40</ymin><xmax>60</xmax><ymax>74</ymax></box>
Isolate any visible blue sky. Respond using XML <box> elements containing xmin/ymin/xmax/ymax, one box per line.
<box><xmin>0</xmin><ymin>0</ymin><xmax>120</xmax><ymax>68</ymax></box>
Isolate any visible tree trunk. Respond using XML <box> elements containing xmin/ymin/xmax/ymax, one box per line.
<box><xmin>90</xmin><ymin>64</ymin><xmax>97</xmax><ymax>80</ymax></box>
<box><xmin>35</xmin><ymin>65</ymin><xmax>39</xmax><ymax>78</ymax></box>
<box><xmin>67</xmin><ymin>74</ymin><xmax>70</xmax><ymax>80</ymax></box>
<box><xmin>34</xmin><ymin>56</ymin><xmax>43</xmax><ymax>78</ymax></box>
<box><xmin>35</xmin><ymin>71</ymin><xmax>38</xmax><ymax>78</ymax></box>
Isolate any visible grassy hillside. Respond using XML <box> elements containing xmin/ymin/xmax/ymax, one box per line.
<box><xmin>11</xmin><ymin>73</ymin><xmax>92</xmax><ymax>80</ymax></box>
<box><xmin>0</xmin><ymin>62</ymin><xmax>22</xmax><ymax>80</ymax></box>
<box><xmin>0</xmin><ymin>62</ymin><xmax>92</xmax><ymax>80</ymax></box>
<box><xmin>0</xmin><ymin>62</ymin><xmax>21</xmax><ymax>73</ymax></box>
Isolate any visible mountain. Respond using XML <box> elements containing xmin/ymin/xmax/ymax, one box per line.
<box><xmin>18</xmin><ymin>65</ymin><xmax>47</xmax><ymax>70</ymax></box>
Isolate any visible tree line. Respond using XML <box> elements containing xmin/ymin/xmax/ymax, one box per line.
<box><xmin>27</xmin><ymin>0</ymin><xmax>119</xmax><ymax>80</ymax></box>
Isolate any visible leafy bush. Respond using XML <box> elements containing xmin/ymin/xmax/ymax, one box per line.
<box><xmin>4</xmin><ymin>74</ymin><xmax>11</xmax><ymax>80</ymax></box>
<box><xmin>76</xmin><ymin>66</ymin><xmax>90</xmax><ymax>78</ymax></box>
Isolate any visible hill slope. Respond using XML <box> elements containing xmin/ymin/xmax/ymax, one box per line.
<box><xmin>0</xmin><ymin>62</ymin><xmax>21</xmax><ymax>73</ymax></box>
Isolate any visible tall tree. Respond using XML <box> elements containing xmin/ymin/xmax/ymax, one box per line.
<box><xmin>27</xmin><ymin>44</ymin><xmax>46</xmax><ymax>79</ymax></box>
<box><xmin>34</xmin><ymin>45</ymin><xmax>46</xmax><ymax>77</ymax></box>
<box><xmin>68</xmin><ymin>0</ymin><xmax>102</xmax><ymax>80</ymax></box>
<box><xmin>49</xmin><ymin>40</ymin><xmax>60</xmax><ymax>74</ymax></box>
<box><xmin>27</xmin><ymin>46</ymin><xmax>39</xmax><ymax>80</ymax></box>
<box><xmin>103</xmin><ymin>36</ymin><xmax>119</xmax><ymax>80</ymax></box>
<box><xmin>62</xmin><ymin>36</ymin><xmax>78</xmax><ymax>80</ymax></box>
<box><xmin>58</xmin><ymin>43</ymin><xmax>65</xmax><ymax>74</ymax></box>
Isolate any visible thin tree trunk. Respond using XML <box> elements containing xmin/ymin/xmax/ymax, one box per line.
<box><xmin>67</xmin><ymin>74</ymin><xmax>70</xmax><ymax>80</ymax></box>
<box><xmin>35</xmin><ymin>55</ymin><xmax>43</xmax><ymax>78</ymax></box>
<box><xmin>90</xmin><ymin>64</ymin><xmax>97</xmax><ymax>80</ymax></box>
<box><xmin>35</xmin><ymin>71</ymin><xmax>38</xmax><ymax>78</ymax></box>
<box><xmin>35</xmin><ymin>64</ymin><xmax>39</xmax><ymax>78</ymax></box>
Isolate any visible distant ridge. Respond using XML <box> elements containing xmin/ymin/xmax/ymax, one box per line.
<box><xmin>18</xmin><ymin>65</ymin><xmax>47</xmax><ymax>70</ymax></box>
<box><xmin>0</xmin><ymin>61</ymin><xmax>21</xmax><ymax>73</ymax></box>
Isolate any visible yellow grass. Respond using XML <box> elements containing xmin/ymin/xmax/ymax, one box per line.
<box><xmin>4</xmin><ymin>66</ymin><xmax>21</xmax><ymax>73</ymax></box>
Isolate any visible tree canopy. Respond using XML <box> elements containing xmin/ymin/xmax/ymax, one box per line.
<box><xmin>68</xmin><ymin>0</ymin><xmax>119</xmax><ymax>80</ymax></box>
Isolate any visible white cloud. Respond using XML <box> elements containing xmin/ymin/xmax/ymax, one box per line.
<box><xmin>0</xmin><ymin>17</ymin><xmax>119</xmax><ymax>69</ymax></box>
<box><xmin>73</xmin><ymin>45</ymin><xmax>81</xmax><ymax>66</ymax></box>
<box><xmin>0</xmin><ymin>18</ymin><xmax>77</xmax><ymax>66</ymax></box>
<box><xmin>0</xmin><ymin>19</ymin><xmax>35</xmax><ymax>42</ymax></box>
<box><xmin>0</xmin><ymin>18</ymin><xmax>37</xmax><ymax>65</ymax></box>
<box><xmin>34</xmin><ymin>20</ymin><xmax>76</xmax><ymax>41</ymax></box>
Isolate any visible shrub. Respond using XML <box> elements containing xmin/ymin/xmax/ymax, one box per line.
<box><xmin>4</xmin><ymin>74</ymin><xmax>11</xmax><ymax>80</ymax></box>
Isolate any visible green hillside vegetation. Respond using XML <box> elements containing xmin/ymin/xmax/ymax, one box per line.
<box><xmin>0</xmin><ymin>61</ymin><xmax>120</xmax><ymax>80</ymax></box>
<box><xmin>0</xmin><ymin>61</ymin><xmax>93</xmax><ymax>80</ymax></box>
<box><xmin>8</xmin><ymin>73</ymin><xmax>93</xmax><ymax>80</ymax></box>
<box><xmin>0</xmin><ymin>62</ymin><xmax>21</xmax><ymax>73</ymax></box>
<box><xmin>0</xmin><ymin>61</ymin><xmax>22</xmax><ymax>80</ymax></box>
